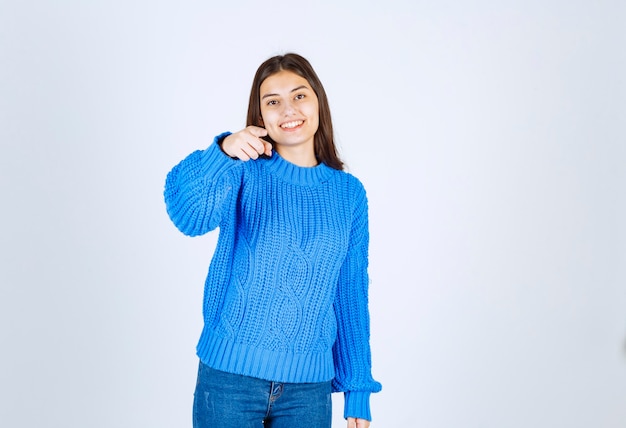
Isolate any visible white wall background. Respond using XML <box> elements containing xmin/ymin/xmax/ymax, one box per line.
<box><xmin>1</xmin><ymin>1</ymin><xmax>625</xmax><ymax>427</ymax></box>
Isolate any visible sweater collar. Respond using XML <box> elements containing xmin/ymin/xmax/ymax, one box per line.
<box><xmin>263</xmin><ymin>151</ymin><xmax>334</xmax><ymax>186</ymax></box>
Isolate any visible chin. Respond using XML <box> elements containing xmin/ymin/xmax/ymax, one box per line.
<box><xmin>272</xmin><ymin>136</ymin><xmax>301</xmax><ymax>146</ymax></box>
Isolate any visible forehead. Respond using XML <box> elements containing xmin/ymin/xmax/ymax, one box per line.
<box><xmin>260</xmin><ymin>70</ymin><xmax>311</xmax><ymax>94</ymax></box>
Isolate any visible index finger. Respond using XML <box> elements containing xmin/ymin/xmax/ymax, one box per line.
<box><xmin>246</xmin><ymin>126</ymin><xmax>268</xmax><ymax>138</ymax></box>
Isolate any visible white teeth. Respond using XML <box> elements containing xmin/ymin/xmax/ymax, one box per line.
<box><xmin>281</xmin><ymin>120</ymin><xmax>303</xmax><ymax>129</ymax></box>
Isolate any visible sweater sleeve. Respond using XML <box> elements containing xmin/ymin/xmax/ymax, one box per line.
<box><xmin>164</xmin><ymin>132</ymin><xmax>241</xmax><ymax>236</ymax></box>
<box><xmin>332</xmin><ymin>180</ymin><xmax>382</xmax><ymax>421</ymax></box>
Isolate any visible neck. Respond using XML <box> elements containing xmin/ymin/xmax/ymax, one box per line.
<box><xmin>275</xmin><ymin>145</ymin><xmax>318</xmax><ymax>167</ymax></box>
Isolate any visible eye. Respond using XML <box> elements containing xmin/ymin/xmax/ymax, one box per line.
<box><xmin>294</xmin><ymin>94</ymin><xmax>305</xmax><ymax>100</ymax></box>
<box><xmin>266</xmin><ymin>99</ymin><xmax>278</xmax><ymax>106</ymax></box>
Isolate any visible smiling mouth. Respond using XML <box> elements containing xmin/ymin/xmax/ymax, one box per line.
<box><xmin>280</xmin><ymin>120</ymin><xmax>303</xmax><ymax>129</ymax></box>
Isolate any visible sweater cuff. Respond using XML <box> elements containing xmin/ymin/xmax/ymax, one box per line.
<box><xmin>344</xmin><ymin>391</ymin><xmax>372</xmax><ymax>421</ymax></box>
<box><xmin>200</xmin><ymin>132</ymin><xmax>236</xmax><ymax>176</ymax></box>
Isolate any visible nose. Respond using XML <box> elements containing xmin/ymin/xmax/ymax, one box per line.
<box><xmin>281</xmin><ymin>99</ymin><xmax>296</xmax><ymax>116</ymax></box>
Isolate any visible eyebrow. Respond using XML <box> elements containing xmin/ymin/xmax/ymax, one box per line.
<box><xmin>261</xmin><ymin>85</ymin><xmax>309</xmax><ymax>100</ymax></box>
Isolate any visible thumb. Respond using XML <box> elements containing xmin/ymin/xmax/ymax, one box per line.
<box><xmin>262</xmin><ymin>139</ymin><xmax>273</xmax><ymax>156</ymax></box>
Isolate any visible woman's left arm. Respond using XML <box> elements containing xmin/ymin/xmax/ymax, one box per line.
<box><xmin>332</xmin><ymin>179</ymin><xmax>382</xmax><ymax>423</ymax></box>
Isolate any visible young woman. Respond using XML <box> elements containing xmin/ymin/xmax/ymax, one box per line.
<box><xmin>164</xmin><ymin>53</ymin><xmax>381</xmax><ymax>428</ymax></box>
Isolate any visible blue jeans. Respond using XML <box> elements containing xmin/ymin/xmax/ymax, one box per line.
<box><xmin>193</xmin><ymin>361</ymin><xmax>332</xmax><ymax>428</ymax></box>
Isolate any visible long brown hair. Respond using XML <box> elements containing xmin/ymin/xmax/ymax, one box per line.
<box><xmin>246</xmin><ymin>53</ymin><xmax>344</xmax><ymax>170</ymax></box>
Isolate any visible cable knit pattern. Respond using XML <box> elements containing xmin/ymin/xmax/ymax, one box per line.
<box><xmin>164</xmin><ymin>133</ymin><xmax>382</xmax><ymax>420</ymax></box>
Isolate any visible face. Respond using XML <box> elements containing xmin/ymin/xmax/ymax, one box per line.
<box><xmin>259</xmin><ymin>70</ymin><xmax>319</xmax><ymax>152</ymax></box>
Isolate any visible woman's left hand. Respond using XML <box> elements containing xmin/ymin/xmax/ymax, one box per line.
<box><xmin>347</xmin><ymin>417</ymin><xmax>370</xmax><ymax>428</ymax></box>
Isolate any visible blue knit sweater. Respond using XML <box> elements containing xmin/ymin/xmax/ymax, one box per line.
<box><xmin>164</xmin><ymin>133</ymin><xmax>381</xmax><ymax>420</ymax></box>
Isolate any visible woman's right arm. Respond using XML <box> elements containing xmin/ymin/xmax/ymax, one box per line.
<box><xmin>164</xmin><ymin>132</ymin><xmax>240</xmax><ymax>236</ymax></box>
<box><xmin>164</xmin><ymin>127</ymin><xmax>272</xmax><ymax>237</ymax></box>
